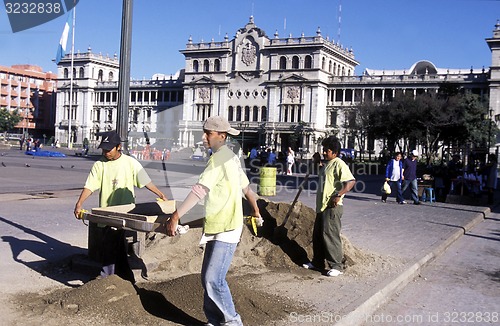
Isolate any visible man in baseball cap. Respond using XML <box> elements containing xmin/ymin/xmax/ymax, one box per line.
<box><xmin>97</xmin><ymin>131</ymin><xmax>122</xmax><ymax>150</ymax></box>
<box><xmin>203</xmin><ymin>116</ymin><xmax>240</xmax><ymax>136</ymax></box>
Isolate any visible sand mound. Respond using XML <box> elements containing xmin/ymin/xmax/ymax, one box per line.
<box><xmin>14</xmin><ymin>199</ymin><xmax>395</xmax><ymax>325</ymax></box>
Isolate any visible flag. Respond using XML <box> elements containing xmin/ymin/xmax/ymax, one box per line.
<box><xmin>55</xmin><ymin>10</ymin><xmax>73</xmax><ymax>65</ymax></box>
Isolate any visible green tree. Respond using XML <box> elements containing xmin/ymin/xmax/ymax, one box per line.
<box><xmin>0</xmin><ymin>108</ymin><xmax>22</xmax><ymax>133</ymax></box>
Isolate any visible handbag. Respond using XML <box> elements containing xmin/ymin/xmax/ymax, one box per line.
<box><xmin>382</xmin><ymin>181</ymin><xmax>391</xmax><ymax>194</ymax></box>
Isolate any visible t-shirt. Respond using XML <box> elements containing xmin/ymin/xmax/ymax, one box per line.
<box><xmin>84</xmin><ymin>153</ymin><xmax>151</xmax><ymax>207</ymax></box>
<box><xmin>198</xmin><ymin>145</ymin><xmax>249</xmax><ymax>234</ymax></box>
<box><xmin>403</xmin><ymin>158</ymin><xmax>417</xmax><ymax>181</ymax></box>
<box><xmin>316</xmin><ymin>157</ymin><xmax>355</xmax><ymax>213</ymax></box>
<box><xmin>390</xmin><ymin>159</ymin><xmax>402</xmax><ymax>181</ymax></box>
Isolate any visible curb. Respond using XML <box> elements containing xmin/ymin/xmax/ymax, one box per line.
<box><xmin>336</xmin><ymin>206</ymin><xmax>489</xmax><ymax>326</ymax></box>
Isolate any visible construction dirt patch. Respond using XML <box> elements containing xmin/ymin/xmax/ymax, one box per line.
<box><xmin>11</xmin><ymin>199</ymin><xmax>403</xmax><ymax>325</ymax></box>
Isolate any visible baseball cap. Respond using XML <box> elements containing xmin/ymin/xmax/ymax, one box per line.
<box><xmin>203</xmin><ymin>116</ymin><xmax>240</xmax><ymax>136</ymax></box>
<box><xmin>412</xmin><ymin>150</ymin><xmax>419</xmax><ymax>156</ymax></box>
<box><xmin>98</xmin><ymin>131</ymin><xmax>121</xmax><ymax>150</ymax></box>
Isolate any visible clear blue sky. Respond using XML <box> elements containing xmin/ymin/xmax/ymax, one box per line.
<box><xmin>1</xmin><ymin>0</ymin><xmax>499</xmax><ymax>79</ymax></box>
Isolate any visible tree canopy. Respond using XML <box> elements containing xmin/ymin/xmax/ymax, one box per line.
<box><xmin>0</xmin><ymin>108</ymin><xmax>22</xmax><ymax>133</ymax></box>
<box><xmin>350</xmin><ymin>86</ymin><xmax>498</xmax><ymax>163</ymax></box>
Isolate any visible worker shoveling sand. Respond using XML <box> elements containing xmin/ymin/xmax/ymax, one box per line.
<box><xmin>12</xmin><ymin>199</ymin><xmax>401</xmax><ymax>326</ymax></box>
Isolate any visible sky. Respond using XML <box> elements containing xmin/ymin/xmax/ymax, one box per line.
<box><xmin>1</xmin><ymin>0</ymin><xmax>499</xmax><ymax>79</ymax></box>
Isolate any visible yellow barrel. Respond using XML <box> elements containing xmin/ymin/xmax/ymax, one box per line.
<box><xmin>259</xmin><ymin>167</ymin><xmax>277</xmax><ymax>196</ymax></box>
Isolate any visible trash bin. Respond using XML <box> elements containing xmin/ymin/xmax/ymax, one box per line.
<box><xmin>259</xmin><ymin>167</ymin><xmax>276</xmax><ymax>196</ymax></box>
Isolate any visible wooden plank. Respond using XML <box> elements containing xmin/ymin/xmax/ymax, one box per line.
<box><xmin>91</xmin><ymin>201</ymin><xmax>176</xmax><ymax>223</ymax></box>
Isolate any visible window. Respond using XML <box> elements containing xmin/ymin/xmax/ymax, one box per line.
<box><xmin>279</xmin><ymin>56</ymin><xmax>287</xmax><ymax>70</ymax></box>
<box><xmin>329</xmin><ymin>60</ymin><xmax>332</xmax><ymax>73</ymax></box>
<box><xmin>253</xmin><ymin>106</ymin><xmax>258</xmax><ymax>121</ymax></box>
<box><xmin>236</xmin><ymin>106</ymin><xmax>242</xmax><ymax>121</ymax></box>
<box><xmin>292</xmin><ymin>56</ymin><xmax>299</xmax><ymax>69</ymax></box>
<box><xmin>73</xmin><ymin>68</ymin><xmax>77</xmax><ymax>78</ymax></box>
<box><xmin>261</xmin><ymin>107</ymin><xmax>267</xmax><ymax>121</ymax></box>
<box><xmin>108</xmin><ymin>71</ymin><xmax>113</xmax><ymax>81</ymax></box>
<box><xmin>322</xmin><ymin>57</ymin><xmax>326</xmax><ymax>70</ymax></box>
<box><xmin>204</xmin><ymin>59</ymin><xmax>210</xmax><ymax>72</ymax></box>
<box><xmin>304</xmin><ymin>55</ymin><xmax>312</xmax><ymax>69</ymax></box>
<box><xmin>193</xmin><ymin>60</ymin><xmax>199</xmax><ymax>72</ymax></box>
<box><xmin>64</xmin><ymin>68</ymin><xmax>68</xmax><ymax>79</ymax></box>
<box><xmin>244</xmin><ymin>106</ymin><xmax>250</xmax><ymax>121</ymax></box>
<box><xmin>79</xmin><ymin>67</ymin><xmax>84</xmax><ymax>78</ymax></box>
<box><xmin>98</xmin><ymin>70</ymin><xmax>103</xmax><ymax>82</ymax></box>
<box><xmin>214</xmin><ymin>59</ymin><xmax>221</xmax><ymax>72</ymax></box>
<box><xmin>228</xmin><ymin>106</ymin><xmax>234</xmax><ymax>121</ymax></box>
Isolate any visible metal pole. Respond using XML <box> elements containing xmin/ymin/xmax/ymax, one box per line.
<box><xmin>116</xmin><ymin>0</ymin><xmax>133</xmax><ymax>154</ymax></box>
<box><xmin>67</xmin><ymin>6</ymin><xmax>76</xmax><ymax>149</ymax></box>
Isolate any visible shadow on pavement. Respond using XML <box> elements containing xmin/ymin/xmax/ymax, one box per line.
<box><xmin>0</xmin><ymin>216</ymin><xmax>92</xmax><ymax>287</ymax></box>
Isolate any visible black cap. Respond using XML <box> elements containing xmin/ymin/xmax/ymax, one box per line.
<box><xmin>98</xmin><ymin>131</ymin><xmax>121</xmax><ymax>150</ymax></box>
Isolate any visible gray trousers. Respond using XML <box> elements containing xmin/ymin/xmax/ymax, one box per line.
<box><xmin>312</xmin><ymin>205</ymin><xmax>344</xmax><ymax>271</ymax></box>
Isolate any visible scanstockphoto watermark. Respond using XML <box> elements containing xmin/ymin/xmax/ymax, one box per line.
<box><xmin>246</xmin><ymin>160</ymin><xmax>380</xmax><ymax>196</ymax></box>
<box><xmin>4</xmin><ymin>0</ymin><xmax>79</xmax><ymax>33</ymax></box>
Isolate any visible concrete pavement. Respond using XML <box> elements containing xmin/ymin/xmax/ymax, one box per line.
<box><xmin>0</xmin><ymin>145</ymin><xmax>497</xmax><ymax>325</ymax></box>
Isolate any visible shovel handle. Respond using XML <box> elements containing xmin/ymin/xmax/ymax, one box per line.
<box><xmin>280</xmin><ymin>173</ymin><xmax>310</xmax><ymax>227</ymax></box>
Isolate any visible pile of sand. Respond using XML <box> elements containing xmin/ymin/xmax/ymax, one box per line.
<box><xmin>13</xmin><ymin>199</ymin><xmax>396</xmax><ymax>325</ymax></box>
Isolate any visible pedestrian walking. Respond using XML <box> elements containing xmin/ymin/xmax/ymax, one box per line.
<box><xmin>402</xmin><ymin>150</ymin><xmax>421</xmax><ymax>205</ymax></box>
<box><xmin>382</xmin><ymin>152</ymin><xmax>405</xmax><ymax>204</ymax></box>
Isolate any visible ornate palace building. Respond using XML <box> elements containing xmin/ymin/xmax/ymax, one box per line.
<box><xmin>53</xmin><ymin>17</ymin><xmax>500</xmax><ymax>155</ymax></box>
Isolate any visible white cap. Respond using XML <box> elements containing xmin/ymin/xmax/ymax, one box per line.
<box><xmin>412</xmin><ymin>150</ymin><xmax>419</xmax><ymax>156</ymax></box>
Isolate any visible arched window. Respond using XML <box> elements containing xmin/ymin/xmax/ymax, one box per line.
<box><xmin>304</xmin><ymin>55</ymin><xmax>312</xmax><ymax>69</ymax></box>
<box><xmin>64</xmin><ymin>68</ymin><xmax>69</xmax><ymax>79</ymax></box>
<box><xmin>98</xmin><ymin>69</ymin><xmax>103</xmax><ymax>82</ymax></box>
<box><xmin>204</xmin><ymin>59</ymin><xmax>210</xmax><ymax>72</ymax></box>
<box><xmin>228</xmin><ymin>106</ymin><xmax>234</xmax><ymax>121</ymax></box>
<box><xmin>236</xmin><ymin>106</ymin><xmax>242</xmax><ymax>121</ymax></box>
<box><xmin>292</xmin><ymin>56</ymin><xmax>299</xmax><ymax>69</ymax></box>
<box><xmin>333</xmin><ymin>62</ymin><xmax>337</xmax><ymax>75</ymax></box>
<box><xmin>261</xmin><ymin>106</ymin><xmax>267</xmax><ymax>121</ymax></box>
<box><xmin>214</xmin><ymin>59</ymin><xmax>221</xmax><ymax>72</ymax></box>
<box><xmin>244</xmin><ymin>106</ymin><xmax>250</xmax><ymax>121</ymax></box>
<box><xmin>108</xmin><ymin>71</ymin><xmax>113</xmax><ymax>81</ymax></box>
<box><xmin>279</xmin><ymin>56</ymin><xmax>287</xmax><ymax>70</ymax></box>
<box><xmin>79</xmin><ymin>67</ymin><xmax>84</xmax><ymax>78</ymax></box>
<box><xmin>321</xmin><ymin>57</ymin><xmax>326</xmax><ymax>70</ymax></box>
<box><xmin>252</xmin><ymin>106</ymin><xmax>259</xmax><ymax>121</ymax></box>
<box><xmin>329</xmin><ymin>60</ymin><xmax>332</xmax><ymax>73</ymax></box>
<box><xmin>342</xmin><ymin>66</ymin><xmax>345</xmax><ymax>76</ymax></box>
<box><xmin>193</xmin><ymin>60</ymin><xmax>199</xmax><ymax>72</ymax></box>
<box><xmin>72</xmin><ymin>68</ymin><xmax>77</xmax><ymax>78</ymax></box>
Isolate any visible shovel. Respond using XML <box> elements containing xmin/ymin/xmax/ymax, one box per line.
<box><xmin>273</xmin><ymin>172</ymin><xmax>310</xmax><ymax>242</ymax></box>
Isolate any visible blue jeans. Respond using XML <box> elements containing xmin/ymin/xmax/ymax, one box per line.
<box><xmin>402</xmin><ymin>179</ymin><xmax>419</xmax><ymax>203</ymax></box>
<box><xmin>381</xmin><ymin>180</ymin><xmax>404</xmax><ymax>203</ymax></box>
<box><xmin>201</xmin><ymin>240</ymin><xmax>242</xmax><ymax>326</ymax></box>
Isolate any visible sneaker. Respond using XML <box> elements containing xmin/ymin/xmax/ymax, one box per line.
<box><xmin>381</xmin><ymin>199</ymin><xmax>386</xmax><ymax>203</ymax></box>
<box><xmin>399</xmin><ymin>201</ymin><xmax>407</xmax><ymax>205</ymax></box>
<box><xmin>302</xmin><ymin>262</ymin><xmax>317</xmax><ymax>270</ymax></box>
<box><xmin>326</xmin><ymin>268</ymin><xmax>343</xmax><ymax>277</ymax></box>
<box><xmin>414</xmin><ymin>201</ymin><xmax>421</xmax><ymax>205</ymax></box>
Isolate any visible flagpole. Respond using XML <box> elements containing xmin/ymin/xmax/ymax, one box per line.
<box><xmin>67</xmin><ymin>6</ymin><xmax>76</xmax><ymax>149</ymax></box>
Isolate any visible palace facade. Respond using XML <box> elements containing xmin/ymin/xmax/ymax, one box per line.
<box><xmin>53</xmin><ymin>17</ymin><xmax>500</xmax><ymax>155</ymax></box>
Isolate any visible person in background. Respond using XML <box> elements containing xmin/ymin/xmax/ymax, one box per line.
<box><xmin>402</xmin><ymin>150</ymin><xmax>421</xmax><ymax>205</ymax></box>
<box><xmin>382</xmin><ymin>152</ymin><xmax>405</xmax><ymax>204</ymax></box>
<box><xmin>286</xmin><ymin>147</ymin><xmax>295</xmax><ymax>175</ymax></box>
<box><xmin>302</xmin><ymin>136</ymin><xmax>356</xmax><ymax>276</ymax></box>
<box><xmin>74</xmin><ymin>131</ymin><xmax>167</xmax><ymax>283</ymax></box>
<box><xmin>485</xmin><ymin>154</ymin><xmax>498</xmax><ymax>204</ymax></box>
<box><xmin>166</xmin><ymin>116</ymin><xmax>260</xmax><ymax>326</ymax></box>
<box><xmin>267</xmin><ymin>148</ymin><xmax>277</xmax><ymax>166</ymax></box>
